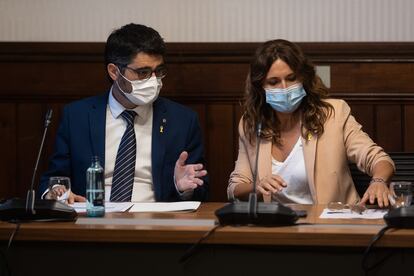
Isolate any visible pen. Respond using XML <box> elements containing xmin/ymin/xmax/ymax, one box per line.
<box><xmin>327</xmin><ymin>211</ymin><xmax>345</xmax><ymax>214</ymax></box>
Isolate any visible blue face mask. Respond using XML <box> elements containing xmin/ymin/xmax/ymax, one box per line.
<box><xmin>265</xmin><ymin>83</ymin><xmax>307</xmax><ymax>113</ymax></box>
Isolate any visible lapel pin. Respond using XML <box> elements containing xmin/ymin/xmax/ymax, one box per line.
<box><xmin>160</xmin><ymin>118</ymin><xmax>167</xmax><ymax>133</ymax></box>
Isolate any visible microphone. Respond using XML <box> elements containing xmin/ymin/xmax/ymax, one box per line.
<box><xmin>215</xmin><ymin>122</ymin><xmax>300</xmax><ymax>226</ymax></box>
<box><xmin>0</xmin><ymin>109</ymin><xmax>77</xmax><ymax>222</ymax></box>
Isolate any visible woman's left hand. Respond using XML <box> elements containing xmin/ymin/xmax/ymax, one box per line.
<box><xmin>360</xmin><ymin>180</ymin><xmax>390</xmax><ymax>208</ymax></box>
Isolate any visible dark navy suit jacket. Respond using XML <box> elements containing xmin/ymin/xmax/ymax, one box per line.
<box><xmin>38</xmin><ymin>92</ymin><xmax>208</xmax><ymax>201</ymax></box>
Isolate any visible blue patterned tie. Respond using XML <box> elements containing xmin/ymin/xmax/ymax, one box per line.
<box><xmin>110</xmin><ymin>110</ymin><xmax>137</xmax><ymax>202</ymax></box>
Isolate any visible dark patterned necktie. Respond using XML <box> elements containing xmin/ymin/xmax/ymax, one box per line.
<box><xmin>110</xmin><ymin>110</ymin><xmax>137</xmax><ymax>202</ymax></box>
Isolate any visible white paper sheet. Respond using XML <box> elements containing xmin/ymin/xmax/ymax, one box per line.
<box><xmin>319</xmin><ymin>208</ymin><xmax>388</xmax><ymax>219</ymax></box>
<box><xmin>70</xmin><ymin>202</ymin><xmax>133</xmax><ymax>213</ymax></box>
<box><xmin>129</xmin><ymin>201</ymin><xmax>201</xmax><ymax>212</ymax></box>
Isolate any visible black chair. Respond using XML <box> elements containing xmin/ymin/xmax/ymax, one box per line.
<box><xmin>350</xmin><ymin>152</ymin><xmax>414</xmax><ymax>198</ymax></box>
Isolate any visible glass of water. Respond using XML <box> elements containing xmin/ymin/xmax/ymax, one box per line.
<box><xmin>48</xmin><ymin>176</ymin><xmax>71</xmax><ymax>204</ymax></box>
<box><xmin>389</xmin><ymin>181</ymin><xmax>413</xmax><ymax>208</ymax></box>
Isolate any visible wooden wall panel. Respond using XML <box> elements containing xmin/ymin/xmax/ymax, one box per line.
<box><xmin>162</xmin><ymin>63</ymin><xmax>247</xmax><ymax>98</ymax></box>
<box><xmin>331</xmin><ymin>64</ymin><xmax>414</xmax><ymax>94</ymax></box>
<box><xmin>16</xmin><ymin>104</ymin><xmax>43</xmax><ymax>196</ymax></box>
<box><xmin>1</xmin><ymin>42</ymin><xmax>414</xmax><ymax>201</ymax></box>
<box><xmin>0</xmin><ymin>104</ymin><xmax>16</xmax><ymax>198</ymax></box>
<box><xmin>404</xmin><ymin>105</ymin><xmax>414</xmax><ymax>151</ymax></box>
<box><xmin>376</xmin><ymin>105</ymin><xmax>403</xmax><ymax>152</ymax></box>
<box><xmin>348</xmin><ymin>104</ymin><xmax>375</xmax><ymax>138</ymax></box>
<box><xmin>206</xmin><ymin>104</ymin><xmax>234</xmax><ymax>201</ymax></box>
<box><xmin>2</xmin><ymin>63</ymin><xmax>108</xmax><ymax>97</ymax></box>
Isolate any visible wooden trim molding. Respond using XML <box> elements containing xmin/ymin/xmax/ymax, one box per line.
<box><xmin>1</xmin><ymin>42</ymin><xmax>414</xmax><ymax>63</ymax></box>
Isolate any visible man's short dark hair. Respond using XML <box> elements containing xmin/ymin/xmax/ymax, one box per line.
<box><xmin>104</xmin><ymin>23</ymin><xmax>166</xmax><ymax>67</ymax></box>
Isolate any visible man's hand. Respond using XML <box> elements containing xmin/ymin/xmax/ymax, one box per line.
<box><xmin>174</xmin><ymin>151</ymin><xmax>207</xmax><ymax>193</ymax></box>
<box><xmin>67</xmin><ymin>192</ymin><xmax>87</xmax><ymax>204</ymax></box>
<box><xmin>46</xmin><ymin>189</ymin><xmax>86</xmax><ymax>204</ymax></box>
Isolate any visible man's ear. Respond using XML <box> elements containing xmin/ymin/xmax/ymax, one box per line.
<box><xmin>107</xmin><ymin>63</ymin><xmax>119</xmax><ymax>81</ymax></box>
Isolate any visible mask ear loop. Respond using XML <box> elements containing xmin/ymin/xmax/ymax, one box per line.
<box><xmin>116</xmin><ymin>66</ymin><xmax>133</xmax><ymax>83</ymax></box>
<box><xmin>114</xmin><ymin>67</ymin><xmax>132</xmax><ymax>95</ymax></box>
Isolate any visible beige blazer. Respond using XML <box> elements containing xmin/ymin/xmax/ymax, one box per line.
<box><xmin>228</xmin><ymin>99</ymin><xmax>395</xmax><ymax>204</ymax></box>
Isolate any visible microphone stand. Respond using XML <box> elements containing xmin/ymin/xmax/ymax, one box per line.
<box><xmin>26</xmin><ymin>110</ymin><xmax>52</xmax><ymax>214</ymax></box>
<box><xmin>248</xmin><ymin>123</ymin><xmax>261</xmax><ymax>218</ymax></box>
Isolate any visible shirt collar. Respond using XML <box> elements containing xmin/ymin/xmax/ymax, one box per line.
<box><xmin>108</xmin><ymin>86</ymin><xmax>152</xmax><ymax>120</ymax></box>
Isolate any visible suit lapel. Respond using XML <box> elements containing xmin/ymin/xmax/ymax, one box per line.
<box><xmin>151</xmin><ymin>98</ymin><xmax>167</xmax><ymax>200</ymax></box>
<box><xmin>302</xmin><ymin>130</ymin><xmax>318</xmax><ymax>203</ymax></box>
<box><xmin>89</xmin><ymin>93</ymin><xmax>108</xmax><ymax>168</ymax></box>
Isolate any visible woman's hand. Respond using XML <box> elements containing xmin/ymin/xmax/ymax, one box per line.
<box><xmin>360</xmin><ymin>180</ymin><xmax>390</xmax><ymax>208</ymax></box>
<box><xmin>257</xmin><ymin>174</ymin><xmax>287</xmax><ymax>196</ymax></box>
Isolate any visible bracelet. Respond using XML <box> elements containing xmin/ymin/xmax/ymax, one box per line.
<box><xmin>369</xmin><ymin>177</ymin><xmax>388</xmax><ymax>185</ymax></box>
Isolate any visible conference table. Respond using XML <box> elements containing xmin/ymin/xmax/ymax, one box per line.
<box><xmin>0</xmin><ymin>203</ymin><xmax>413</xmax><ymax>276</ymax></box>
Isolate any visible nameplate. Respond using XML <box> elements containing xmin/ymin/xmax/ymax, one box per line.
<box><xmin>76</xmin><ymin>217</ymin><xmax>216</xmax><ymax>227</ymax></box>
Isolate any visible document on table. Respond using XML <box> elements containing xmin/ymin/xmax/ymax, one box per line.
<box><xmin>319</xmin><ymin>208</ymin><xmax>388</xmax><ymax>219</ymax></box>
<box><xmin>129</xmin><ymin>201</ymin><xmax>201</xmax><ymax>212</ymax></box>
<box><xmin>70</xmin><ymin>202</ymin><xmax>133</xmax><ymax>213</ymax></box>
<box><xmin>71</xmin><ymin>201</ymin><xmax>201</xmax><ymax>213</ymax></box>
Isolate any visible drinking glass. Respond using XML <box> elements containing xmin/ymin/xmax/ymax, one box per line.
<box><xmin>389</xmin><ymin>181</ymin><xmax>413</xmax><ymax>208</ymax></box>
<box><xmin>48</xmin><ymin>176</ymin><xmax>71</xmax><ymax>203</ymax></box>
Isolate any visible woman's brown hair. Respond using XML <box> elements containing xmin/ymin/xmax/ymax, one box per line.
<box><xmin>243</xmin><ymin>39</ymin><xmax>333</xmax><ymax>145</ymax></box>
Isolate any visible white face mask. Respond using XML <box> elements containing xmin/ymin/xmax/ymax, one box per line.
<box><xmin>115</xmin><ymin>68</ymin><xmax>162</xmax><ymax>105</ymax></box>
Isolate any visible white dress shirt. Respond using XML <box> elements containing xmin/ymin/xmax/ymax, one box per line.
<box><xmin>105</xmin><ymin>89</ymin><xmax>155</xmax><ymax>202</ymax></box>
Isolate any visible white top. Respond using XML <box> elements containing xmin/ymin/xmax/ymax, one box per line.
<box><xmin>105</xmin><ymin>89</ymin><xmax>155</xmax><ymax>202</ymax></box>
<box><xmin>271</xmin><ymin>137</ymin><xmax>313</xmax><ymax>204</ymax></box>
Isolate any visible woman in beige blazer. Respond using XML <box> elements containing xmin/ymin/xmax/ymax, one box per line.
<box><xmin>228</xmin><ymin>39</ymin><xmax>394</xmax><ymax>206</ymax></box>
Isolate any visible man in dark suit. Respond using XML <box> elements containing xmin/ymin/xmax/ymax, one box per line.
<box><xmin>38</xmin><ymin>23</ymin><xmax>208</xmax><ymax>203</ymax></box>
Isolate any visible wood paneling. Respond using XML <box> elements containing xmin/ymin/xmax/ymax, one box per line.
<box><xmin>206</xmin><ymin>104</ymin><xmax>234</xmax><ymax>201</ymax></box>
<box><xmin>0</xmin><ymin>104</ymin><xmax>16</xmax><ymax>198</ymax></box>
<box><xmin>330</xmin><ymin>63</ymin><xmax>414</xmax><ymax>94</ymax></box>
<box><xmin>347</xmin><ymin>104</ymin><xmax>375</xmax><ymax>138</ymax></box>
<box><xmin>404</xmin><ymin>105</ymin><xmax>414</xmax><ymax>151</ymax></box>
<box><xmin>376</xmin><ymin>105</ymin><xmax>403</xmax><ymax>152</ymax></box>
<box><xmin>1</xmin><ymin>42</ymin><xmax>414</xmax><ymax>201</ymax></box>
<box><xmin>16</xmin><ymin>104</ymin><xmax>43</xmax><ymax>195</ymax></box>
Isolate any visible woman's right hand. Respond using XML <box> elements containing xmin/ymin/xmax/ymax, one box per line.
<box><xmin>257</xmin><ymin>174</ymin><xmax>287</xmax><ymax>196</ymax></box>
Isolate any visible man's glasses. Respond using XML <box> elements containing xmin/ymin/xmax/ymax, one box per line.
<box><xmin>118</xmin><ymin>64</ymin><xmax>167</xmax><ymax>81</ymax></box>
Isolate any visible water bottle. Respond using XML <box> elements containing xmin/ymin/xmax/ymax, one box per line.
<box><xmin>86</xmin><ymin>156</ymin><xmax>105</xmax><ymax>217</ymax></box>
